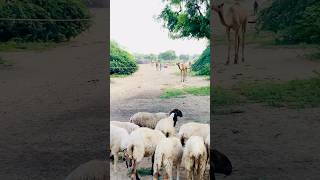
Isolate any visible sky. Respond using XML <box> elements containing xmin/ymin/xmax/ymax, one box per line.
<box><xmin>110</xmin><ymin>0</ymin><xmax>208</xmax><ymax>56</ymax></box>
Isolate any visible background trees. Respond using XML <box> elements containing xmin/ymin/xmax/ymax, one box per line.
<box><xmin>158</xmin><ymin>50</ymin><xmax>177</xmax><ymax>61</ymax></box>
<box><xmin>0</xmin><ymin>0</ymin><xmax>91</xmax><ymax>42</ymax></box>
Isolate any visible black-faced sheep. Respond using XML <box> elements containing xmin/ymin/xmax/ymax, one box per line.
<box><xmin>178</xmin><ymin>122</ymin><xmax>209</xmax><ymax>146</ymax></box>
<box><xmin>155</xmin><ymin>112</ymin><xmax>177</xmax><ymax>138</ymax></box>
<box><xmin>182</xmin><ymin>136</ymin><xmax>208</xmax><ymax>180</ymax></box>
<box><xmin>110</xmin><ymin>121</ymin><xmax>140</xmax><ymax>134</ymax></box>
<box><xmin>153</xmin><ymin>137</ymin><xmax>183</xmax><ymax>180</ymax></box>
<box><xmin>126</xmin><ymin>127</ymin><xmax>166</xmax><ymax>180</ymax></box>
<box><xmin>129</xmin><ymin>109</ymin><xmax>183</xmax><ymax>129</ymax></box>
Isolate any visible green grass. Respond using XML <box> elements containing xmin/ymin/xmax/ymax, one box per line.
<box><xmin>161</xmin><ymin>86</ymin><xmax>210</xmax><ymax>98</ymax></box>
<box><xmin>212</xmin><ymin>87</ymin><xmax>241</xmax><ymax>107</ymax></box>
<box><xmin>127</xmin><ymin>167</ymin><xmax>152</xmax><ymax>177</ymax></box>
<box><xmin>110</xmin><ymin>74</ymin><xmax>129</xmax><ymax>78</ymax></box>
<box><xmin>0</xmin><ymin>41</ymin><xmax>57</xmax><ymax>52</ymax></box>
<box><xmin>237</xmin><ymin>77</ymin><xmax>320</xmax><ymax>108</ymax></box>
<box><xmin>0</xmin><ymin>57</ymin><xmax>13</xmax><ymax>66</ymax></box>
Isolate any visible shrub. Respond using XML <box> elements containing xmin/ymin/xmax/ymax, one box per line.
<box><xmin>258</xmin><ymin>0</ymin><xmax>319</xmax><ymax>44</ymax></box>
<box><xmin>191</xmin><ymin>46</ymin><xmax>210</xmax><ymax>75</ymax></box>
<box><xmin>0</xmin><ymin>0</ymin><xmax>91</xmax><ymax>42</ymax></box>
<box><xmin>110</xmin><ymin>41</ymin><xmax>137</xmax><ymax>75</ymax></box>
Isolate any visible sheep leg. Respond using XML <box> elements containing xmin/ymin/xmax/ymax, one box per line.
<box><xmin>151</xmin><ymin>153</ymin><xmax>155</xmax><ymax>175</ymax></box>
<box><xmin>113</xmin><ymin>153</ymin><xmax>118</xmax><ymax>172</ymax></box>
<box><xmin>165</xmin><ymin>164</ymin><xmax>173</xmax><ymax>180</ymax></box>
<box><xmin>186</xmin><ymin>170</ymin><xmax>192</xmax><ymax>180</ymax></box>
<box><xmin>176</xmin><ymin>164</ymin><xmax>180</xmax><ymax>180</ymax></box>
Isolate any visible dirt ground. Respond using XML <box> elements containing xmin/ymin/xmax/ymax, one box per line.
<box><xmin>0</xmin><ymin>9</ymin><xmax>108</xmax><ymax>180</ymax></box>
<box><xmin>110</xmin><ymin>64</ymin><xmax>210</xmax><ymax>179</ymax></box>
<box><xmin>213</xmin><ymin>1</ymin><xmax>320</xmax><ymax>180</ymax></box>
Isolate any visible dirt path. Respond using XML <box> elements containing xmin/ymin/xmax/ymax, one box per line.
<box><xmin>0</xmin><ymin>9</ymin><xmax>107</xmax><ymax>180</ymax></box>
<box><xmin>213</xmin><ymin>1</ymin><xmax>320</xmax><ymax>179</ymax></box>
<box><xmin>110</xmin><ymin>64</ymin><xmax>210</xmax><ymax>179</ymax></box>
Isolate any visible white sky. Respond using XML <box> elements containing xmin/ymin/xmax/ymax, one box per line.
<box><xmin>110</xmin><ymin>0</ymin><xmax>208</xmax><ymax>55</ymax></box>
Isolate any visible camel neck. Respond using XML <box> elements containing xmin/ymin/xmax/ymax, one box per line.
<box><xmin>217</xmin><ymin>11</ymin><xmax>230</xmax><ymax>28</ymax></box>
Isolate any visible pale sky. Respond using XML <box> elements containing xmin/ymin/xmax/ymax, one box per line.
<box><xmin>110</xmin><ymin>0</ymin><xmax>208</xmax><ymax>55</ymax></box>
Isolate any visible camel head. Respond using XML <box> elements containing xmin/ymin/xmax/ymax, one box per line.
<box><xmin>212</xmin><ymin>3</ymin><xmax>224</xmax><ymax>13</ymax></box>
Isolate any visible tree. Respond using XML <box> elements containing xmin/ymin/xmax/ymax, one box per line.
<box><xmin>179</xmin><ymin>54</ymin><xmax>190</xmax><ymax>61</ymax></box>
<box><xmin>158</xmin><ymin>0</ymin><xmax>210</xmax><ymax>40</ymax></box>
<box><xmin>158</xmin><ymin>50</ymin><xmax>177</xmax><ymax>61</ymax></box>
<box><xmin>144</xmin><ymin>53</ymin><xmax>158</xmax><ymax>61</ymax></box>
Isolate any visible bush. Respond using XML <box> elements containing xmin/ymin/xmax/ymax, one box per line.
<box><xmin>110</xmin><ymin>41</ymin><xmax>137</xmax><ymax>75</ymax></box>
<box><xmin>258</xmin><ymin>0</ymin><xmax>319</xmax><ymax>44</ymax></box>
<box><xmin>191</xmin><ymin>46</ymin><xmax>210</xmax><ymax>75</ymax></box>
<box><xmin>0</xmin><ymin>0</ymin><xmax>91</xmax><ymax>42</ymax></box>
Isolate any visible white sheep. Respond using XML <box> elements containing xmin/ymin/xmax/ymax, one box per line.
<box><xmin>153</xmin><ymin>137</ymin><xmax>183</xmax><ymax>180</ymax></box>
<box><xmin>110</xmin><ymin>121</ymin><xmax>140</xmax><ymax>134</ymax></box>
<box><xmin>155</xmin><ymin>113</ymin><xmax>176</xmax><ymax>137</ymax></box>
<box><xmin>182</xmin><ymin>136</ymin><xmax>208</xmax><ymax>180</ymax></box>
<box><xmin>65</xmin><ymin>160</ymin><xmax>107</xmax><ymax>180</ymax></box>
<box><xmin>129</xmin><ymin>109</ymin><xmax>183</xmax><ymax>129</ymax></box>
<box><xmin>110</xmin><ymin>125</ymin><xmax>130</xmax><ymax>172</ymax></box>
<box><xmin>126</xmin><ymin>127</ymin><xmax>166</xmax><ymax>180</ymax></box>
<box><xmin>178</xmin><ymin>122</ymin><xmax>209</xmax><ymax>146</ymax></box>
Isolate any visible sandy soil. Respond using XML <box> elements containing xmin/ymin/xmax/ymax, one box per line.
<box><xmin>213</xmin><ymin>1</ymin><xmax>320</xmax><ymax>179</ymax></box>
<box><xmin>110</xmin><ymin>64</ymin><xmax>210</xmax><ymax>179</ymax></box>
<box><xmin>0</xmin><ymin>9</ymin><xmax>108</xmax><ymax>180</ymax></box>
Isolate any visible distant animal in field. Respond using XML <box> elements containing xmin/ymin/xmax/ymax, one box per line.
<box><xmin>176</xmin><ymin>62</ymin><xmax>190</xmax><ymax>82</ymax></box>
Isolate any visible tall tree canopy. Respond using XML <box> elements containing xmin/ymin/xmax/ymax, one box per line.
<box><xmin>179</xmin><ymin>54</ymin><xmax>190</xmax><ymax>61</ymax></box>
<box><xmin>158</xmin><ymin>50</ymin><xmax>177</xmax><ymax>61</ymax></box>
<box><xmin>158</xmin><ymin>0</ymin><xmax>210</xmax><ymax>40</ymax></box>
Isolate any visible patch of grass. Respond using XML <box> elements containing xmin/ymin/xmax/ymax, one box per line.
<box><xmin>0</xmin><ymin>41</ymin><xmax>57</xmax><ymax>52</ymax></box>
<box><xmin>0</xmin><ymin>57</ymin><xmax>13</xmax><ymax>66</ymax></box>
<box><xmin>161</xmin><ymin>86</ymin><xmax>210</xmax><ymax>98</ymax></box>
<box><xmin>237</xmin><ymin>78</ymin><xmax>320</xmax><ymax>108</ymax></box>
<box><xmin>212</xmin><ymin>87</ymin><xmax>241</xmax><ymax>107</ymax></box>
<box><xmin>110</xmin><ymin>74</ymin><xmax>129</xmax><ymax>78</ymax></box>
<box><xmin>127</xmin><ymin>167</ymin><xmax>152</xmax><ymax>177</ymax></box>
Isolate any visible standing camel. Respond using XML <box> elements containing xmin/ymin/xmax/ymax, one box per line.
<box><xmin>212</xmin><ymin>2</ymin><xmax>248</xmax><ymax>65</ymax></box>
<box><xmin>176</xmin><ymin>62</ymin><xmax>189</xmax><ymax>82</ymax></box>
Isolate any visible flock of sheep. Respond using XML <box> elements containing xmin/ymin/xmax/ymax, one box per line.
<box><xmin>110</xmin><ymin>109</ymin><xmax>231</xmax><ymax>180</ymax></box>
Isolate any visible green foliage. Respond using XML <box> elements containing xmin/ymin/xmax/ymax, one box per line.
<box><xmin>110</xmin><ymin>41</ymin><xmax>137</xmax><ymax>75</ymax></box>
<box><xmin>238</xmin><ymin>78</ymin><xmax>320</xmax><ymax>108</ymax></box>
<box><xmin>179</xmin><ymin>54</ymin><xmax>189</xmax><ymax>61</ymax></box>
<box><xmin>158</xmin><ymin>50</ymin><xmax>177</xmax><ymax>61</ymax></box>
<box><xmin>158</xmin><ymin>0</ymin><xmax>210</xmax><ymax>39</ymax></box>
<box><xmin>0</xmin><ymin>0</ymin><xmax>91</xmax><ymax>42</ymax></box>
<box><xmin>191</xmin><ymin>46</ymin><xmax>210</xmax><ymax>75</ymax></box>
<box><xmin>161</xmin><ymin>86</ymin><xmax>209</xmax><ymax>98</ymax></box>
<box><xmin>258</xmin><ymin>0</ymin><xmax>319</xmax><ymax>44</ymax></box>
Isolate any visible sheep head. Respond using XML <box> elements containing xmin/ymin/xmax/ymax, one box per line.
<box><xmin>169</xmin><ymin>109</ymin><xmax>183</xmax><ymax>127</ymax></box>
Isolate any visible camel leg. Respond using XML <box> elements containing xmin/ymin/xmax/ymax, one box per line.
<box><xmin>234</xmin><ymin>30</ymin><xmax>239</xmax><ymax>64</ymax></box>
<box><xmin>241</xmin><ymin>23</ymin><xmax>246</xmax><ymax>62</ymax></box>
<box><xmin>226</xmin><ymin>28</ymin><xmax>231</xmax><ymax>65</ymax></box>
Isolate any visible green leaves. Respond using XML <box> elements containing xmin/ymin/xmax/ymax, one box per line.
<box><xmin>158</xmin><ymin>0</ymin><xmax>210</xmax><ymax>40</ymax></box>
<box><xmin>192</xmin><ymin>46</ymin><xmax>210</xmax><ymax>75</ymax></box>
<box><xmin>0</xmin><ymin>0</ymin><xmax>91</xmax><ymax>42</ymax></box>
<box><xmin>110</xmin><ymin>41</ymin><xmax>138</xmax><ymax>75</ymax></box>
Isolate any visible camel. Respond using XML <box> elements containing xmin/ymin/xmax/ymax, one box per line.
<box><xmin>212</xmin><ymin>2</ymin><xmax>248</xmax><ymax>65</ymax></box>
<box><xmin>176</xmin><ymin>62</ymin><xmax>190</xmax><ymax>82</ymax></box>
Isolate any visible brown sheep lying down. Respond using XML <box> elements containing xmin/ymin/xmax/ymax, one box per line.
<box><xmin>65</xmin><ymin>160</ymin><xmax>107</xmax><ymax>180</ymax></box>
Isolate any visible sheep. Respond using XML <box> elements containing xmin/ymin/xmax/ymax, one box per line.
<box><xmin>110</xmin><ymin>125</ymin><xmax>130</xmax><ymax>172</ymax></box>
<box><xmin>129</xmin><ymin>109</ymin><xmax>183</xmax><ymax>129</ymax></box>
<box><xmin>126</xmin><ymin>127</ymin><xmax>166</xmax><ymax>180</ymax></box>
<box><xmin>65</xmin><ymin>160</ymin><xmax>107</xmax><ymax>180</ymax></box>
<box><xmin>178</xmin><ymin>122</ymin><xmax>209</xmax><ymax>146</ymax></box>
<box><xmin>155</xmin><ymin>112</ymin><xmax>177</xmax><ymax>137</ymax></box>
<box><xmin>110</xmin><ymin>121</ymin><xmax>140</xmax><ymax>134</ymax></box>
<box><xmin>153</xmin><ymin>137</ymin><xmax>183</xmax><ymax>180</ymax></box>
<box><xmin>182</xmin><ymin>136</ymin><xmax>208</xmax><ymax>180</ymax></box>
